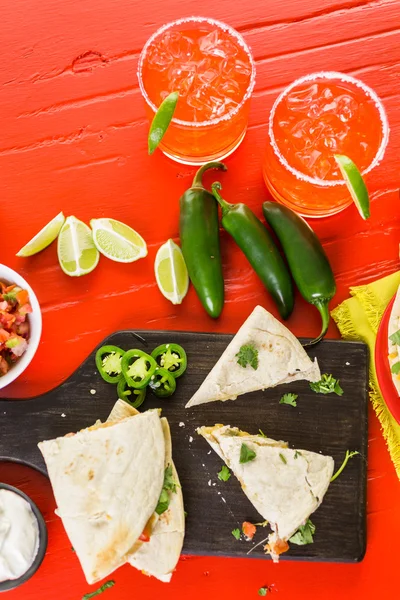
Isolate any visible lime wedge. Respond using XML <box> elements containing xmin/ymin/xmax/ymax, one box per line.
<box><xmin>57</xmin><ymin>216</ymin><xmax>100</xmax><ymax>277</ymax></box>
<box><xmin>154</xmin><ymin>239</ymin><xmax>189</xmax><ymax>305</ymax></box>
<box><xmin>334</xmin><ymin>154</ymin><xmax>370</xmax><ymax>219</ymax></box>
<box><xmin>90</xmin><ymin>218</ymin><xmax>148</xmax><ymax>263</ymax></box>
<box><xmin>148</xmin><ymin>91</ymin><xmax>179</xmax><ymax>155</ymax></box>
<box><xmin>16</xmin><ymin>212</ymin><xmax>65</xmax><ymax>257</ymax></box>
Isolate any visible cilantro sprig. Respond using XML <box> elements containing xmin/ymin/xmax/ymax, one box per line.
<box><xmin>82</xmin><ymin>581</ymin><xmax>115</xmax><ymax>600</ymax></box>
<box><xmin>289</xmin><ymin>519</ymin><xmax>315</xmax><ymax>545</ymax></box>
<box><xmin>330</xmin><ymin>450</ymin><xmax>360</xmax><ymax>482</ymax></box>
<box><xmin>279</xmin><ymin>393</ymin><xmax>298</xmax><ymax>407</ymax></box>
<box><xmin>239</xmin><ymin>443</ymin><xmax>256</xmax><ymax>464</ymax></box>
<box><xmin>155</xmin><ymin>465</ymin><xmax>178</xmax><ymax>515</ymax></box>
<box><xmin>218</xmin><ymin>465</ymin><xmax>231</xmax><ymax>482</ymax></box>
<box><xmin>236</xmin><ymin>344</ymin><xmax>259</xmax><ymax>370</ymax></box>
<box><xmin>310</xmin><ymin>374</ymin><xmax>343</xmax><ymax>396</ymax></box>
<box><xmin>232</xmin><ymin>528</ymin><xmax>241</xmax><ymax>540</ymax></box>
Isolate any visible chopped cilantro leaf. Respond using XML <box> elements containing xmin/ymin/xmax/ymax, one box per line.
<box><xmin>232</xmin><ymin>528</ymin><xmax>241</xmax><ymax>540</ymax></box>
<box><xmin>289</xmin><ymin>519</ymin><xmax>315</xmax><ymax>545</ymax></box>
<box><xmin>279</xmin><ymin>393</ymin><xmax>298</xmax><ymax>407</ymax></box>
<box><xmin>258</xmin><ymin>588</ymin><xmax>268</xmax><ymax>597</ymax></box>
<box><xmin>82</xmin><ymin>581</ymin><xmax>115</xmax><ymax>599</ymax></box>
<box><xmin>279</xmin><ymin>453</ymin><xmax>287</xmax><ymax>464</ymax></box>
<box><xmin>310</xmin><ymin>374</ymin><xmax>343</xmax><ymax>396</ymax></box>
<box><xmin>330</xmin><ymin>450</ymin><xmax>360</xmax><ymax>482</ymax></box>
<box><xmin>389</xmin><ymin>330</ymin><xmax>400</xmax><ymax>346</ymax></box>
<box><xmin>391</xmin><ymin>361</ymin><xmax>400</xmax><ymax>375</ymax></box>
<box><xmin>236</xmin><ymin>344</ymin><xmax>259</xmax><ymax>370</ymax></box>
<box><xmin>3</xmin><ymin>292</ymin><xmax>16</xmax><ymax>304</ymax></box>
<box><xmin>218</xmin><ymin>465</ymin><xmax>231</xmax><ymax>482</ymax></box>
<box><xmin>294</xmin><ymin>451</ymin><xmax>302</xmax><ymax>460</ymax></box>
<box><xmin>239</xmin><ymin>443</ymin><xmax>256</xmax><ymax>464</ymax></box>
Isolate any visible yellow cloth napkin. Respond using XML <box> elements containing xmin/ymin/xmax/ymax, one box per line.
<box><xmin>331</xmin><ymin>271</ymin><xmax>400</xmax><ymax>479</ymax></box>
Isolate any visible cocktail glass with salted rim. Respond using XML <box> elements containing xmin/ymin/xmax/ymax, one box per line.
<box><xmin>138</xmin><ymin>17</ymin><xmax>256</xmax><ymax>165</ymax></box>
<box><xmin>263</xmin><ymin>72</ymin><xmax>389</xmax><ymax>218</ymax></box>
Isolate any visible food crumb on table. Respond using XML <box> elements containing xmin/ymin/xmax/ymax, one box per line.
<box><xmin>189</xmin><ymin>436</ymin><xmax>193</xmax><ymax>442</ymax></box>
<box><xmin>90</xmin><ymin>389</ymin><xmax>96</xmax><ymax>395</ymax></box>
<box><xmin>179</xmin><ymin>422</ymin><xmax>185</xmax><ymax>427</ymax></box>
<box><xmin>61</xmin><ymin>413</ymin><xmax>66</xmax><ymax>418</ymax></box>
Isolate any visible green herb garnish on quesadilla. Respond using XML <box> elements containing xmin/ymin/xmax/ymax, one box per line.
<box><xmin>218</xmin><ymin>465</ymin><xmax>231</xmax><ymax>481</ymax></box>
<box><xmin>279</xmin><ymin>393</ymin><xmax>298</xmax><ymax>406</ymax></box>
<box><xmin>294</xmin><ymin>451</ymin><xmax>302</xmax><ymax>459</ymax></box>
<box><xmin>279</xmin><ymin>453</ymin><xmax>287</xmax><ymax>464</ymax></box>
<box><xmin>389</xmin><ymin>330</ymin><xmax>400</xmax><ymax>345</ymax></box>
<box><xmin>258</xmin><ymin>429</ymin><xmax>267</xmax><ymax>438</ymax></box>
<box><xmin>391</xmin><ymin>361</ymin><xmax>400</xmax><ymax>375</ymax></box>
<box><xmin>232</xmin><ymin>528</ymin><xmax>241</xmax><ymax>540</ymax></box>
<box><xmin>236</xmin><ymin>344</ymin><xmax>259</xmax><ymax>370</ymax></box>
<box><xmin>289</xmin><ymin>519</ymin><xmax>315</xmax><ymax>545</ymax></box>
<box><xmin>155</xmin><ymin>465</ymin><xmax>178</xmax><ymax>515</ymax></box>
<box><xmin>310</xmin><ymin>373</ymin><xmax>343</xmax><ymax>396</ymax></box>
<box><xmin>239</xmin><ymin>443</ymin><xmax>256</xmax><ymax>464</ymax></box>
<box><xmin>82</xmin><ymin>580</ymin><xmax>115</xmax><ymax>599</ymax></box>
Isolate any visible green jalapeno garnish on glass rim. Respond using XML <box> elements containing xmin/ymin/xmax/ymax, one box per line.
<box><xmin>121</xmin><ymin>349</ymin><xmax>157</xmax><ymax>389</ymax></box>
<box><xmin>117</xmin><ymin>378</ymin><xmax>147</xmax><ymax>409</ymax></box>
<box><xmin>149</xmin><ymin>367</ymin><xmax>177</xmax><ymax>398</ymax></box>
<box><xmin>95</xmin><ymin>345</ymin><xmax>125</xmax><ymax>383</ymax></box>
<box><xmin>151</xmin><ymin>343</ymin><xmax>187</xmax><ymax>378</ymax></box>
<box><xmin>148</xmin><ymin>91</ymin><xmax>179</xmax><ymax>155</ymax></box>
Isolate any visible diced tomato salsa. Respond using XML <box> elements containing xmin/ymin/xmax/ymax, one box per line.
<box><xmin>0</xmin><ymin>280</ymin><xmax>32</xmax><ymax>376</ymax></box>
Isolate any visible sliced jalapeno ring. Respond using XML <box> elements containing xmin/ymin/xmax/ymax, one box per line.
<box><xmin>117</xmin><ymin>378</ymin><xmax>147</xmax><ymax>409</ymax></box>
<box><xmin>149</xmin><ymin>367</ymin><xmax>177</xmax><ymax>398</ymax></box>
<box><xmin>95</xmin><ymin>345</ymin><xmax>125</xmax><ymax>384</ymax></box>
<box><xmin>151</xmin><ymin>343</ymin><xmax>187</xmax><ymax>378</ymax></box>
<box><xmin>121</xmin><ymin>349</ymin><xmax>157</xmax><ymax>389</ymax></box>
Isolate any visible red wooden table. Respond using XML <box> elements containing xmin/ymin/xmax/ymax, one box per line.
<box><xmin>1</xmin><ymin>1</ymin><xmax>400</xmax><ymax>598</ymax></box>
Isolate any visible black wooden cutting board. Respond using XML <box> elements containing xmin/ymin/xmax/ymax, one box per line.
<box><xmin>0</xmin><ymin>331</ymin><xmax>368</xmax><ymax>563</ymax></box>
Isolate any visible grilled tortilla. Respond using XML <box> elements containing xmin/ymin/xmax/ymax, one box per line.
<box><xmin>186</xmin><ymin>305</ymin><xmax>320</xmax><ymax>408</ymax></box>
<box><xmin>388</xmin><ymin>284</ymin><xmax>400</xmax><ymax>396</ymax></box>
<box><xmin>198</xmin><ymin>424</ymin><xmax>334</xmax><ymax>561</ymax></box>
<box><xmin>38</xmin><ymin>409</ymin><xmax>165</xmax><ymax>584</ymax></box>
<box><xmin>107</xmin><ymin>400</ymin><xmax>185</xmax><ymax>582</ymax></box>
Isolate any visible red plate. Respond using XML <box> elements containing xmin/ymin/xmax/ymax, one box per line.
<box><xmin>375</xmin><ymin>295</ymin><xmax>400</xmax><ymax>425</ymax></box>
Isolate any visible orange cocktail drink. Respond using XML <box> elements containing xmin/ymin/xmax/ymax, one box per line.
<box><xmin>138</xmin><ymin>17</ymin><xmax>256</xmax><ymax>165</ymax></box>
<box><xmin>263</xmin><ymin>72</ymin><xmax>389</xmax><ymax>217</ymax></box>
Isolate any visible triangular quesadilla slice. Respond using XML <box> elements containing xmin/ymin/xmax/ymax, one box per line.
<box><xmin>198</xmin><ymin>424</ymin><xmax>334</xmax><ymax>561</ymax></box>
<box><xmin>186</xmin><ymin>305</ymin><xmax>320</xmax><ymax>408</ymax></box>
<box><xmin>388</xmin><ymin>284</ymin><xmax>400</xmax><ymax>395</ymax></box>
<box><xmin>38</xmin><ymin>409</ymin><xmax>165</xmax><ymax>584</ymax></box>
<box><xmin>106</xmin><ymin>400</ymin><xmax>185</xmax><ymax>582</ymax></box>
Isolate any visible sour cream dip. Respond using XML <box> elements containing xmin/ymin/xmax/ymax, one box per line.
<box><xmin>0</xmin><ymin>489</ymin><xmax>40</xmax><ymax>582</ymax></box>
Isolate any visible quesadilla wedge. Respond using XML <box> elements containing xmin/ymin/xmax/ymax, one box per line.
<box><xmin>107</xmin><ymin>400</ymin><xmax>185</xmax><ymax>582</ymax></box>
<box><xmin>38</xmin><ymin>409</ymin><xmax>165</xmax><ymax>584</ymax></box>
<box><xmin>388</xmin><ymin>284</ymin><xmax>400</xmax><ymax>395</ymax></box>
<box><xmin>198</xmin><ymin>424</ymin><xmax>334</xmax><ymax>561</ymax></box>
<box><xmin>186</xmin><ymin>305</ymin><xmax>320</xmax><ymax>408</ymax></box>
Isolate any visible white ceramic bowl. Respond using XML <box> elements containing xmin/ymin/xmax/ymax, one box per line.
<box><xmin>0</xmin><ymin>264</ymin><xmax>42</xmax><ymax>390</ymax></box>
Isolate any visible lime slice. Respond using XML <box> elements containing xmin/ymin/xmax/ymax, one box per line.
<box><xmin>57</xmin><ymin>216</ymin><xmax>100</xmax><ymax>277</ymax></box>
<box><xmin>16</xmin><ymin>212</ymin><xmax>65</xmax><ymax>257</ymax></box>
<box><xmin>90</xmin><ymin>218</ymin><xmax>148</xmax><ymax>263</ymax></box>
<box><xmin>334</xmin><ymin>154</ymin><xmax>370</xmax><ymax>219</ymax></box>
<box><xmin>148</xmin><ymin>91</ymin><xmax>179</xmax><ymax>155</ymax></box>
<box><xmin>154</xmin><ymin>239</ymin><xmax>189</xmax><ymax>305</ymax></box>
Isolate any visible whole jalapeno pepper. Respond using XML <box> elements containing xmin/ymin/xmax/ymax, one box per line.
<box><xmin>95</xmin><ymin>345</ymin><xmax>125</xmax><ymax>383</ymax></box>
<box><xmin>149</xmin><ymin>367</ymin><xmax>177</xmax><ymax>398</ymax></box>
<box><xmin>262</xmin><ymin>201</ymin><xmax>336</xmax><ymax>346</ymax></box>
<box><xmin>211</xmin><ymin>182</ymin><xmax>294</xmax><ymax>320</ymax></box>
<box><xmin>151</xmin><ymin>343</ymin><xmax>187</xmax><ymax>378</ymax></box>
<box><xmin>121</xmin><ymin>349</ymin><xmax>157</xmax><ymax>389</ymax></box>
<box><xmin>179</xmin><ymin>162</ymin><xmax>226</xmax><ymax>318</ymax></box>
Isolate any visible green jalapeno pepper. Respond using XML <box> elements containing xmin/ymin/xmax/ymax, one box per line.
<box><xmin>179</xmin><ymin>161</ymin><xmax>226</xmax><ymax>319</ymax></box>
<box><xmin>117</xmin><ymin>378</ymin><xmax>147</xmax><ymax>409</ymax></box>
<box><xmin>95</xmin><ymin>345</ymin><xmax>125</xmax><ymax>383</ymax></box>
<box><xmin>262</xmin><ymin>201</ymin><xmax>336</xmax><ymax>346</ymax></box>
<box><xmin>211</xmin><ymin>182</ymin><xmax>294</xmax><ymax>320</ymax></box>
<box><xmin>151</xmin><ymin>343</ymin><xmax>187</xmax><ymax>378</ymax></box>
<box><xmin>121</xmin><ymin>349</ymin><xmax>157</xmax><ymax>389</ymax></box>
<box><xmin>149</xmin><ymin>367</ymin><xmax>177</xmax><ymax>398</ymax></box>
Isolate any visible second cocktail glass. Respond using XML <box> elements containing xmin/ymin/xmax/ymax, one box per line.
<box><xmin>138</xmin><ymin>17</ymin><xmax>256</xmax><ymax>165</ymax></box>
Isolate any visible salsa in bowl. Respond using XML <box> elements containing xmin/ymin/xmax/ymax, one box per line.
<box><xmin>0</xmin><ymin>265</ymin><xmax>42</xmax><ymax>390</ymax></box>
